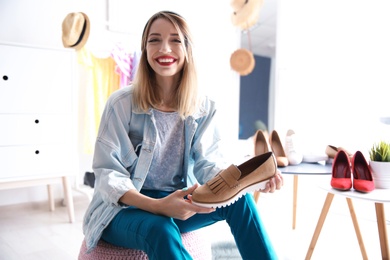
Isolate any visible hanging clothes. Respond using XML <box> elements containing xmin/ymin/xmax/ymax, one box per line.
<box><xmin>78</xmin><ymin>48</ymin><xmax>120</xmax><ymax>154</ymax></box>
<box><xmin>110</xmin><ymin>43</ymin><xmax>132</xmax><ymax>88</ymax></box>
<box><xmin>130</xmin><ymin>50</ymin><xmax>141</xmax><ymax>82</ymax></box>
<box><xmin>110</xmin><ymin>43</ymin><xmax>142</xmax><ymax>88</ymax></box>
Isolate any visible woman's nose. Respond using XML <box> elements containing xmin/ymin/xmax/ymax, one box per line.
<box><xmin>159</xmin><ymin>41</ymin><xmax>172</xmax><ymax>53</ymax></box>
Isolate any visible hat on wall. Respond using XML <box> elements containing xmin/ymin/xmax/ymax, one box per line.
<box><xmin>230</xmin><ymin>48</ymin><xmax>255</xmax><ymax>76</ymax></box>
<box><xmin>61</xmin><ymin>12</ymin><xmax>90</xmax><ymax>50</ymax></box>
<box><xmin>230</xmin><ymin>0</ymin><xmax>263</xmax><ymax>30</ymax></box>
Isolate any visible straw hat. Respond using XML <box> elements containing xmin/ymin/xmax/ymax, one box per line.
<box><xmin>230</xmin><ymin>0</ymin><xmax>263</xmax><ymax>30</ymax></box>
<box><xmin>62</xmin><ymin>12</ymin><xmax>90</xmax><ymax>50</ymax></box>
<box><xmin>230</xmin><ymin>48</ymin><xmax>255</xmax><ymax>76</ymax></box>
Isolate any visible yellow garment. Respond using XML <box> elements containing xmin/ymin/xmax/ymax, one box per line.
<box><xmin>78</xmin><ymin>48</ymin><xmax>120</xmax><ymax>154</ymax></box>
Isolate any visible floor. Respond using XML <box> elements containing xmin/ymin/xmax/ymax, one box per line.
<box><xmin>0</xmin><ymin>173</ymin><xmax>389</xmax><ymax>260</ymax></box>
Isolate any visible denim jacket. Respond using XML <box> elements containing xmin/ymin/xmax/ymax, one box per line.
<box><xmin>82</xmin><ymin>86</ymin><xmax>227</xmax><ymax>252</ymax></box>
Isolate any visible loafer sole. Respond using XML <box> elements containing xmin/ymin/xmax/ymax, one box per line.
<box><xmin>191</xmin><ymin>177</ymin><xmax>272</xmax><ymax>208</ymax></box>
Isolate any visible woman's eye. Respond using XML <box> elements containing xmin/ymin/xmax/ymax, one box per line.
<box><xmin>173</xmin><ymin>39</ymin><xmax>182</xmax><ymax>43</ymax></box>
<box><xmin>148</xmin><ymin>38</ymin><xmax>160</xmax><ymax>43</ymax></box>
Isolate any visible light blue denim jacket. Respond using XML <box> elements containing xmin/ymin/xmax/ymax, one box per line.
<box><xmin>82</xmin><ymin>86</ymin><xmax>227</xmax><ymax>252</ymax></box>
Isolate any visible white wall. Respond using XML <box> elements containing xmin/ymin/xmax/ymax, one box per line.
<box><xmin>0</xmin><ymin>0</ymin><xmax>240</xmax><ymax>205</ymax></box>
<box><xmin>274</xmin><ymin>0</ymin><xmax>390</xmax><ymax>157</ymax></box>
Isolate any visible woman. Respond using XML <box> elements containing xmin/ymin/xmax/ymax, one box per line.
<box><xmin>82</xmin><ymin>10</ymin><xmax>283</xmax><ymax>260</ymax></box>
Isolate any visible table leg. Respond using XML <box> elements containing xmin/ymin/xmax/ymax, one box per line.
<box><xmin>375</xmin><ymin>202</ymin><xmax>389</xmax><ymax>259</ymax></box>
<box><xmin>293</xmin><ymin>175</ymin><xmax>298</xmax><ymax>229</ymax></box>
<box><xmin>62</xmin><ymin>176</ymin><xmax>75</xmax><ymax>223</ymax></box>
<box><xmin>47</xmin><ymin>184</ymin><xmax>55</xmax><ymax>211</ymax></box>
<box><xmin>253</xmin><ymin>190</ymin><xmax>260</xmax><ymax>203</ymax></box>
<box><xmin>346</xmin><ymin>198</ymin><xmax>368</xmax><ymax>259</ymax></box>
<box><xmin>305</xmin><ymin>192</ymin><xmax>334</xmax><ymax>260</ymax></box>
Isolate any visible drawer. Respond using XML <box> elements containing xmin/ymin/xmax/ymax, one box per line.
<box><xmin>0</xmin><ymin>144</ymin><xmax>74</xmax><ymax>179</ymax></box>
<box><xmin>0</xmin><ymin>115</ymin><xmax>73</xmax><ymax>146</ymax></box>
<box><xmin>0</xmin><ymin>44</ymin><xmax>74</xmax><ymax>114</ymax></box>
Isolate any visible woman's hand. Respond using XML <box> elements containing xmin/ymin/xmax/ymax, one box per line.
<box><xmin>155</xmin><ymin>184</ymin><xmax>215</xmax><ymax>220</ymax></box>
<box><xmin>260</xmin><ymin>169</ymin><xmax>283</xmax><ymax>193</ymax></box>
<box><xmin>119</xmin><ymin>184</ymin><xmax>214</xmax><ymax>220</ymax></box>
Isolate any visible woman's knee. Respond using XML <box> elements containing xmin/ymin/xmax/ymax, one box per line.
<box><xmin>145</xmin><ymin>216</ymin><xmax>180</xmax><ymax>240</ymax></box>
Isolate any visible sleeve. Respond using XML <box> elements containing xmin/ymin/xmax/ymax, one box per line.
<box><xmin>190</xmin><ymin>98</ymin><xmax>230</xmax><ymax>185</ymax></box>
<box><xmin>92</xmin><ymin>90</ymin><xmax>138</xmax><ymax>207</ymax></box>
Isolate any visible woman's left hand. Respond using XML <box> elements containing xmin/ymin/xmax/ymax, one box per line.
<box><xmin>260</xmin><ymin>169</ymin><xmax>283</xmax><ymax>193</ymax></box>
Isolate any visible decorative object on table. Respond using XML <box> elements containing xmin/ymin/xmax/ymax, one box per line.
<box><xmin>351</xmin><ymin>151</ymin><xmax>375</xmax><ymax>192</ymax></box>
<box><xmin>284</xmin><ymin>129</ymin><xmax>303</xmax><ymax>165</ymax></box>
<box><xmin>191</xmin><ymin>152</ymin><xmax>277</xmax><ymax>208</ymax></box>
<box><xmin>62</xmin><ymin>12</ymin><xmax>90</xmax><ymax>50</ymax></box>
<box><xmin>269</xmin><ymin>130</ymin><xmax>288</xmax><ymax>167</ymax></box>
<box><xmin>369</xmin><ymin>140</ymin><xmax>390</xmax><ymax>189</ymax></box>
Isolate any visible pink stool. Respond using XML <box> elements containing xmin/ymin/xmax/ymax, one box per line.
<box><xmin>78</xmin><ymin>229</ymin><xmax>212</xmax><ymax>260</ymax></box>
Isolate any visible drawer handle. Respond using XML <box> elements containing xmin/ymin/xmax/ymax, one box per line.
<box><xmin>2</xmin><ymin>75</ymin><xmax>8</xmax><ymax>81</ymax></box>
<box><xmin>35</xmin><ymin>150</ymin><xmax>40</xmax><ymax>154</ymax></box>
<box><xmin>35</xmin><ymin>119</ymin><xmax>39</xmax><ymax>124</ymax></box>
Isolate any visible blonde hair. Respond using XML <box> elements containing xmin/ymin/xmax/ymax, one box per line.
<box><xmin>132</xmin><ymin>11</ymin><xmax>198</xmax><ymax>118</ymax></box>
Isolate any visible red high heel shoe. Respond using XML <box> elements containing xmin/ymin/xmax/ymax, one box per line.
<box><xmin>352</xmin><ymin>151</ymin><xmax>375</xmax><ymax>193</ymax></box>
<box><xmin>331</xmin><ymin>150</ymin><xmax>352</xmax><ymax>191</ymax></box>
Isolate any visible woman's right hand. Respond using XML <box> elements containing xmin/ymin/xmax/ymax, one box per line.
<box><xmin>119</xmin><ymin>184</ymin><xmax>214</xmax><ymax>220</ymax></box>
<box><xmin>155</xmin><ymin>184</ymin><xmax>215</xmax><ymax>220</ymax></box>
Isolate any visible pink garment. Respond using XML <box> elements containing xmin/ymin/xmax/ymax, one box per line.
<box><xmin>110</xmin><ymin>43</ymin><xmax>132</xmax><ymax>88</ymax></box>
<box><xmin>130</xmin><ymin>50</ymin><xmax>141</xmax><ymax>82</ymax></box>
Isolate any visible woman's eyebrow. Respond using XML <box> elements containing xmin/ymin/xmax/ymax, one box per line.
<box><xmin>148</xmin><ymin>32</ymin><xmax>180</xmax><ymax>37</ymax></box>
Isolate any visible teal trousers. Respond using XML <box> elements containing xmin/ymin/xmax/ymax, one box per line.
<box><xmin>101</xmin><ymin>190</ymin><xmax>278</xmax><ymax>260</ymax></box>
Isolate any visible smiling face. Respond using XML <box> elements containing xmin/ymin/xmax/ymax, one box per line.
<box><xmin>146</xmin><ymin>18</ymin><xmax>185</xmax><ymax>80</ymax></box>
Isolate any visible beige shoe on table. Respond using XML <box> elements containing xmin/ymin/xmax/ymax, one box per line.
<box><xmin>325</xmin><ymin>145</ymin><xmax>353</xmax><ymax>159</ymax></box>
<box><xmin>270</xmin><ymin>130</ymin><xmax>289</xmax><ymax>167</ymax></box>
<box><xmin>253</xmin><ymin>130</ymin><xmax>270</xmax><ymax>156</ymax></box>
<box><xmin>191</xmin><ymin>152</ymin><xmax>277</xmax><ymax>208</ymax></box>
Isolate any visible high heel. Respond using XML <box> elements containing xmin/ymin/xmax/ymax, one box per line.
<box><xmin>352</xmin><ymin>151</ymin><xmax>375</xmax><ymax>193</ymax></box>
<box><xmin>253</xmin><ymin>130</ymin><xmax>270</xmax><ymax>156</ymax></box>
<box><xmin>330</xmin><ymin>150</ymin><xmax>352</xmax><ymax>191</ymax></box>
<box><xmin>326</xmin><ymin>145</ymin><xmax>353</xmax><ymax>159</ymax></box>
<box><xmin>252</xmin><ymin>130</ymin><xmax>270</xmax><ymax>203</ymax></box>
<box><xmin>269</xmin><ymin>130</ymin><xmax>288</xmax><ymax>167</ymax></box>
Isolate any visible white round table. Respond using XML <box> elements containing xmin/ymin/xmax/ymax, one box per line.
<box><xmin>305</xmin><ymin>185</ymin><xmax>390</xmax><ymax>260</ymax></box>
<box><xmin>278</xmin><ymin>162</ymin><xmax>332</xmax><ymax>229</ymax></box>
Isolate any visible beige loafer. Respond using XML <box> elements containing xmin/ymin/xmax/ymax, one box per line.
<box><xmin>191</xmin><ymin>152</ymin><xmax>277</xmax><ymax>208</ymax></box>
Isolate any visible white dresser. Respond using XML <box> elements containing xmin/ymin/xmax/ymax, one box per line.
<box><xmin>0</xmin><ymin>42</ymin><xmax>77</xmax><ymax>223</ymax></box>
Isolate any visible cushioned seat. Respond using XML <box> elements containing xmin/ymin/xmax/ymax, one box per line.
<box><xmin>78</xmin><ymin>229</ymin><xmax>212</xmax><ymax>260</ymax></box>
